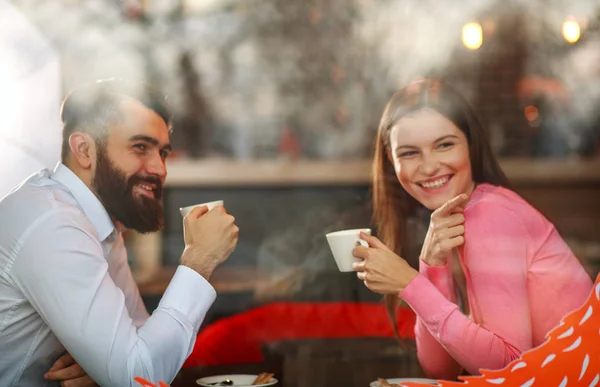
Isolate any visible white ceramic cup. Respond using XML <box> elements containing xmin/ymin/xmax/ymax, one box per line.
<box><xmin>325</xmin><ymin>228</ymin><xmax>371</xmax><ymax>272</ymax></box>
<box><xmin>179</xmin><ymin>200</ymin><xmax>224</xmax><ymax>217</ymax></box>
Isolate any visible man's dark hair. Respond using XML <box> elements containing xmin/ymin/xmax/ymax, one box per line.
<box><xmin>60</xmin><ymin>79</ymin><xmax>172</xmax><ymax>161</ymax></box>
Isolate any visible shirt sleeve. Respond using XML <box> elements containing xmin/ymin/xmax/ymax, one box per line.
<box><xmin>10</xmin><ymin>209</ymin><xmax>216</xmax><ymax>386</ymax></box>
<box><xmin>107</xmin><ymin>233</ymin><xmax>150</xmax><ymax>328</ymax></box>
<box><xmin>420</xmin><ymin>260</ymin><xmax>454</xmax><ymax>302</ymax></box>
<box><xmin>411</xmin><ymin>261</ymin><xmax>461</xmax><ymax>379</ymax></box>
<box><xmin>400</xmin><ymin>204</ymin><xmax>532</xmax><ymax>376</ymax></box>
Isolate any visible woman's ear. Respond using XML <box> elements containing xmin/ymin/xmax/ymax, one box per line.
<box><xmin>385</xmin><ymin>147</ymin><xmax>393</xmax><ymax>163</ymax></box>
<box><xmin>68</xmin><ymin>132</ymin><xmax>96</xmax><ymax>170</ymax></box>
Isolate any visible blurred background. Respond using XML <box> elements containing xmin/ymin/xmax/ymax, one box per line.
<box><xmin>9</xmin><ymin>0</ymin><xmax>600</xmax><ymax>159</ymax></box>
<box><xmin>2</xmin><ymin>0</ymin><xmax>600</xmax><ymax>384</ymax></box>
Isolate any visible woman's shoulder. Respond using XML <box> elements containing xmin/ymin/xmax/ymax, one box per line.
<box><xmin>467</xmin><ymin>183</ymin><xmax>520</xmax><ymax>210</ymax></box>
<box><xmin>466</xmin><ymin>183</ymin><xmax>553</xmax><ymax>230</ymax></box>
<box><xmin>468</xmin><ymin>183</ymin><xmax>530</xmax><ymax>208</ymax></box>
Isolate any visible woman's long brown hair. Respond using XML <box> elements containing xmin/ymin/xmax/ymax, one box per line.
<box><xmin>372</xmin><ymin>79</ymin><xmax>512</xmax><ymax>340</ymax></box>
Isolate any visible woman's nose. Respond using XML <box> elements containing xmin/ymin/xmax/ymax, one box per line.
<box><xmin>419</xmin><ymin>154</ymin><xmax>441</xmax><ymax>176</ymax></box>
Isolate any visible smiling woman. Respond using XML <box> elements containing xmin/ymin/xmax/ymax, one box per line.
<box><xmin>372</xmin><ymin>79</ymin><xmax>510</xmax><ymax>257</ymax></box>
<box><xmin>350</xmin><ymin>78</ymin><xmax>593</xmax><ymax>380</ymax></box>
<box><xmin>389</xmin><ymin>109</ymin><xmax>474</xmax><ymax>211</ymax></box>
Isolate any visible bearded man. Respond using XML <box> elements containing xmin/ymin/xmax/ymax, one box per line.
<box><xmin>0</xmin><ymin>79</ymin><xmax>239</xmax><ymax>386</ymax></box>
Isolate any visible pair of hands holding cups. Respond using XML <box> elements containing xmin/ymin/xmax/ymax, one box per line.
<box><xmin>179</xmin><ymin>192</ymin><xmax>468</xmax><ymax>295</ymax></box>
<box><xmin>327</xmin><ymin>194</ymin><xmax>468</xmax><ymax>295</ymax></box>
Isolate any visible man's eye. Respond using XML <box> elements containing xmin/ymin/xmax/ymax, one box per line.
<box><xmin>133</xmin><ymin>144</ymin><xmax>147</xmax><ymax>151</ymax></box>
<box><xmin>159</xmin><ymin>150</ymin><xmax>170</xmax><ymax>159</ymax></box>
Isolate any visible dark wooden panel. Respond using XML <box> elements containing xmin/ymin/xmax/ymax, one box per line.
<box><xmin>516</xmin><ymin>186</ymin><xmax>600</xmax><ymax>241</ymax></box>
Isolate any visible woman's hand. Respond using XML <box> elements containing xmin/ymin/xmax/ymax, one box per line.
<box><xmin>421</xmin><ymin>194</ymin><xmax>469</xmax><ymax>267</ymax></box>
<box><xmin>352</xmin><ymin>232</ymin><xmax>418</xmax><ymax>295</ymax></box>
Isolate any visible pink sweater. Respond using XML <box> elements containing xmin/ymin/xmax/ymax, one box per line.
<box><xmin>400</xmin><ymin>183</ymin><xmax>593</xmax><ymax>378</ymax></box>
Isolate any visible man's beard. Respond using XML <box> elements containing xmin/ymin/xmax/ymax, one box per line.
<box><xmin>92</xmin><ymin>146</ymin><xmax>164</xmax><ymax>233</ymax></box>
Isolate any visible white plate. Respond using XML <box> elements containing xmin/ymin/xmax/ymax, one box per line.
<box><xmin>196</xmin><ymin>374</ymin><xmax>278</xmax><ymax>387</ymax></box>
<box><xmin>370</xmin><ymin>378</ymin><xmax>439</xmax><ymax>387</ymax></box>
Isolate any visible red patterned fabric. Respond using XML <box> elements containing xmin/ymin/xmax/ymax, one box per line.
<box><xmin>393</xmin><ymin>273</ymin><xmax>600</xmax><ymax>387</ymax></box>
<box><xmin>184</xmin><ymin>302</ymin><xmax>416</xmax><ymax>366</ymax></box>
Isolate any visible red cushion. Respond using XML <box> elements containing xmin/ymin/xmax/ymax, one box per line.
<box><xmin>184</xmin><ymin>302</ymin><xmax>416</xmax><ymax>366</ymax></box>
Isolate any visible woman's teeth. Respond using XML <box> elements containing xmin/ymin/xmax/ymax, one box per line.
<box><xmin>420</xmin><ymin>176</ymin><xmax>450</xmax><ymax>189</ymax></box>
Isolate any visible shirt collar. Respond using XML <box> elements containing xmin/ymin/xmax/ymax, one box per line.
<box><xmin>52</xmin><ymin>162</ymin><xmax>116</xmax><ymax>242</ymax></box>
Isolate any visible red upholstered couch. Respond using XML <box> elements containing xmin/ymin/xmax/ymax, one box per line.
<box><xmin>184</xmin><ymin>302</ymin><xmax>416</xmax><ymax>367</ymax></box>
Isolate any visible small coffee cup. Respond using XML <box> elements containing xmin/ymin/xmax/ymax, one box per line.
<box><xmin>325</xmin><ymin>228</ymin><xmax>371</xmax><ymax>272</ymax></box>
<box><xmin>179</xmin><ymin>200</ymin><xmax>224</xmax><ymax>217</ymax></box>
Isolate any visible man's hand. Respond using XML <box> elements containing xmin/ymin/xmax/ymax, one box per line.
<box><xmin>181</xmin><ymin>204</ymin><xmax>239</xmax><ymax>280</ymax></box>
<box><xmin>45</xmin><ymin>353</ymin><xmax>97</xmax><ymax>386</ymax></box>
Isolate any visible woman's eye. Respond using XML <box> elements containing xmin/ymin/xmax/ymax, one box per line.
<box><xmin>399</xmin><ymin>151</ymin><xmax>418</xmax><ymax>157</ymax></box>
<box><xmin>438</xmin><ymin>142</ymin><xmax>454</xmax><ymax>149</ymax></box>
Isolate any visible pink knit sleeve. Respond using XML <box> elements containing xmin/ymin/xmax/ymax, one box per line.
<box><xmin>525</xmin><ymin>226</ymin><xmax>593</xmax><ymax>344</ymax></box>
<box><xmin>412</xmin><ymin>263</ymin><xmax>462</xmax><ymax>379</ymax></box>
<box><xmin>400</xmin><ymin>203</ymin><xmax>534</xmax><ymax>376</ymax></box>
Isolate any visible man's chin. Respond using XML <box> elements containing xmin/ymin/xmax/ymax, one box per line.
<box><xmin>127</xmin><ymin>216</ymin><xmax>164</xmax><ymax>234</ymax></box>
<box><xmin>119</xmin><ymin>203</ymin><xmax>164</xmax><ymax>234</ymax></box>
<box><xmin>133</xmin><ymin>191</ymin><xmax>160</xmax><ymax>201</ymax></box>
<box><xmin>134</xmin><ymin>192</ymin><xmax>162</xmax><ymax>204</ymax></box>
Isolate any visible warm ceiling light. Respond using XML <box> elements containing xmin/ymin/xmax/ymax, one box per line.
<box><xmin>462</xmin><ymin>22</ymin><xmax>483</xmax><ymax>50</ymax></box>
<box><xmin>524</xmin><ymin>105</ymin><xmax>539</xmax><ymax>122</ymax></box>
<box><xmin>562</xmin><ymin>19</ymin><xmax>581</xmax><ymax>43</ymax></box>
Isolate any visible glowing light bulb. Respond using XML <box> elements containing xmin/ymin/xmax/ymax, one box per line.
<box><xmin>562</xmin><ymin>19</ymin><xmax>581</xmax><ymax>43</ymax></box>
<box><xmin>462</xmin><ymin>22</ymin><xmax>483</xmax><ymax>50</ymax></box>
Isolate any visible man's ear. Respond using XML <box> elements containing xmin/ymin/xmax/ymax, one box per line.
<box><xmin>68</xmin><ymin>132</ymin><xmax>96</xmax><ymax>170</ymax></box>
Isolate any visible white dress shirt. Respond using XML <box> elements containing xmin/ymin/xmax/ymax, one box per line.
<box><xmin>0</xmin><ymin>163</ymin><xmax>216</xmax><ymax>386</ymax></box>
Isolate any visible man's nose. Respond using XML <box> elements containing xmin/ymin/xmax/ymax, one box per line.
<box><xmin>146</xmin><ymin>153</ymin><xmax>167</xmax><ymax>179</ymax></box>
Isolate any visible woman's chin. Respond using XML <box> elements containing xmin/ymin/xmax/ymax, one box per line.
<box><xmin>422</xmin><ymin>199</ymin><xmax>445</xmax><ymax>211</ymax></box>
<box><xmin>417</xmin><ymin>193</ymin><xmax>456</xmax><ymax>211</ymax></box>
